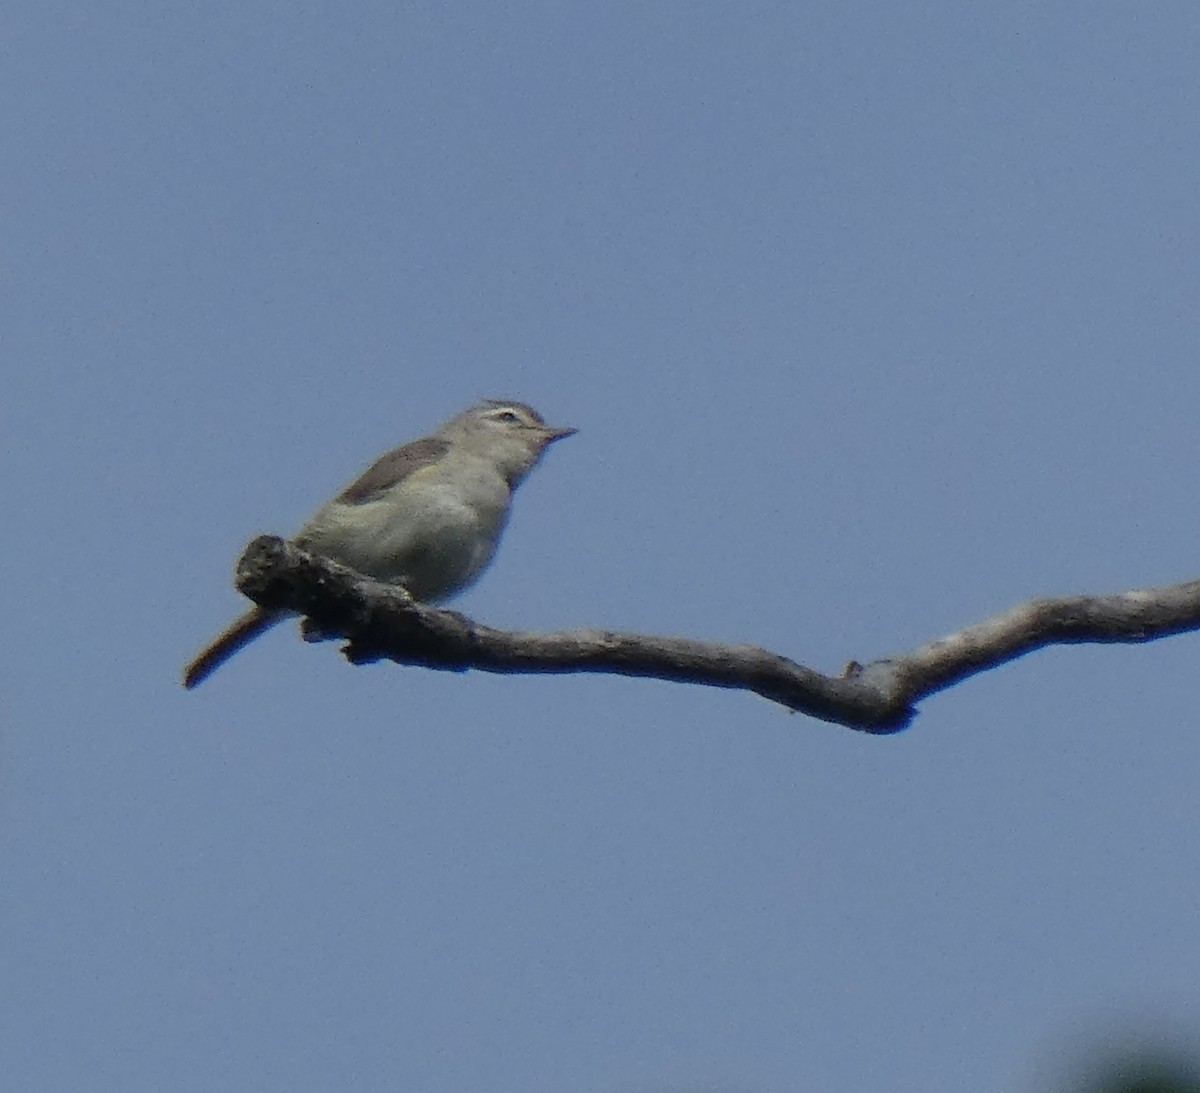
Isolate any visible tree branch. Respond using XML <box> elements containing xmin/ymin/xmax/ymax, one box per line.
<box><xmin>232</xmin><ymin>536</ymin><xmax>1200</xmax><ymax>734</ymax></box>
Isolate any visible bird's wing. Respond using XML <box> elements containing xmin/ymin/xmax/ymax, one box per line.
<box><xmin>333</xmin><ymin>436</ymin><xmax>452</xmax><ymax>505</ymax></box>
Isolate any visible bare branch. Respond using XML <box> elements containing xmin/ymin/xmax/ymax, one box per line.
<box><xmin>232</xmin><ymin>536</ymin><xmax>1200</xmax><ymax>734</ymax></box>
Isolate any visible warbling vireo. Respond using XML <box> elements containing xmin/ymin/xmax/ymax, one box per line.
<box><xmin>183</xmin><ymin>399</ymin><xmax>575</xmax><ymax>688</ymax></box>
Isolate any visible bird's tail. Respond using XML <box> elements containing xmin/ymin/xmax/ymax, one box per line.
<box><xmin>183</xmin><ymin>606</ymin><xmax>286</xmax><ymax>689</ymax></box>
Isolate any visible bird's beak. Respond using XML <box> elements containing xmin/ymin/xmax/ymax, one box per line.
<box><xmin>542</xmin><ymin>425</ymin><xmax>578</xmax><ymax>444</ymax></box>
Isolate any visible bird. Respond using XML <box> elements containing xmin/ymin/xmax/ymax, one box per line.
<box><xmin>183</xmin><ymin>399</ymin><xmax>576</xmax><ymax>689</ymax></box>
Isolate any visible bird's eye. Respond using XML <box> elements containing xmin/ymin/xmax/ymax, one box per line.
<box><xmin>494</xmin><ymin>409</ymin><xmax>522</xmax><ymax>424</ymax></box>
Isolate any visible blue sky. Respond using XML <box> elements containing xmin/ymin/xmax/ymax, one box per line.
<box><xmin>3</xmin><ymin>2</ymin><xmax>1199</xmax><ymax>1090</ymax></box>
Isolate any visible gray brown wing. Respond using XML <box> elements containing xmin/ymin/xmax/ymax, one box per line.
<box><xmin>335</xmin><ymin>436</ymin><xmax>451</xmax><ymax>504</ymax></box>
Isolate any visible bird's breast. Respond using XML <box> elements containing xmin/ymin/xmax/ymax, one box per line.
<box><xmin>296</xmin><ymin>462</ymin><xmax>512</xmax><ymax>602</ymax></box>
